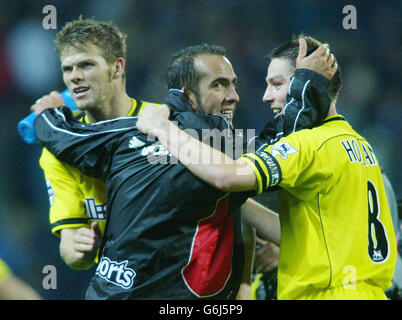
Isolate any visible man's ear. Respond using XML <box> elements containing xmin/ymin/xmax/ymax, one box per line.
<box><xmin>182</xmin><ymin>87</ymin><xmax>197</xmax><ymax>112</ymax></box>
<box><xmin>113</xmin><ymin>58</ymin><xmax>125</xmax><ymax>80</ymax></box>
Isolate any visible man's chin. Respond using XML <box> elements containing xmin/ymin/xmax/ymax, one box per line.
<box><xmin>75</xmin><ymin>103</ymin><xmax>87</xmax><ymax>110</ymax></box>
<box><xmin>220</xmin><ymin>113</ymin><xmax>233</xmax><ymax>123</ymax></box>
<box><xmin>274</xmin><ymin>111</ymin><xmax>284</xmax><ymax>119</ymax></box>
<box><xmin>75</xmin><ymin>99</ymin><xmax>94</xmax><ymax>111</ymax></box>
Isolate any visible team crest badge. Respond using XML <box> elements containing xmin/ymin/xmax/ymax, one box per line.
<box><xmin>270</xmin><ymin>142</ymin><xmax>297</xmax><ymax>160</ymax></box>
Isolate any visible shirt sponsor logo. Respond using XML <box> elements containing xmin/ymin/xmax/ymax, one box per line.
<box><xmin>128</xmin><ymin>136</ymin><xmax>146</xmax><ymax>149</ymax></box>
<box><xmin>96</xmin><ymin>257</ymin><xmax>136</xmax><ymax>289</ymax></box>
<box><xmin>46</xmin><ymin>180</ymin><xmax>55</xmax><ymax>206</ymax></box>
<box><xmin>270</xmin><ymin>142</ymin><xmax>298</xmax><ymax>160</ymax></box>
<box><xmin>141</xmin><ymin>143</ymin><xmax>177</xmax><ymax>164</ymax></box>
<box><xmin>141</xmin><ymin>143</ymin><xmax>172</xmax><ymax>157</ymax></box>
<box><xmin>85</xmin><ymin>198</ymin><xmax>106</xmax><ymax>220</ymax></box>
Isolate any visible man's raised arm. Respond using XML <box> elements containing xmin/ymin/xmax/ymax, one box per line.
<box><xmin>34</xmin><ymin>107</ymin><xmax>135</xmax><ymax>179</ymax></box>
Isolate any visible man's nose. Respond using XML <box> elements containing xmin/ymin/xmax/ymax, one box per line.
<box><xmin>70</xmin><ymin>67</ymin><xmax>84</xmax><ymax>83</ymax></box>
<box><xmin>262</xmin><ymin>86</ymin><xmax>273</xmax><ymax>103</ymax></box>
<box><xmin>226</xmin><ymin>85</ymin><xmax>240</xmax><ymax>103</ymax></box>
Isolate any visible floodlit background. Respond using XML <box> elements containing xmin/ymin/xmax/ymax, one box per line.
<box><xmin>0</xmin><ymin>0</ymin><xmax>400</xmax><ymax>299</ymax></box>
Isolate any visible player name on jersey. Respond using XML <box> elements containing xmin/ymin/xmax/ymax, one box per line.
<box><xmin>341</xmin><ymin>139</ymin><xmax>377</xmax><ymax>166</ymax></box>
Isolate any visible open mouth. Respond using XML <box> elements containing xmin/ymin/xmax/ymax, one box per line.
<box><xmin>272</xmin><ymin>108</ymin><xmax>283</xmax><ymax>119</ymax></box>
<box><xmin>220</xmin><ymin>109</ymin><xmax>234</xmax><ymax>121</ymax></box>
<box><xmin>73</xmin><ymin>86</ymin><xmax>90</xmax><ymax>98</ymax></box>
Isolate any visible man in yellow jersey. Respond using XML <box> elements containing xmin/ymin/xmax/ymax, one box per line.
<box><xmin>0</xmin><ymin>258</ymin><xmax>41</xmax><ymax>300</ymax></box>
<box><xmin>31</xmin><ymin>17</ymin><xmax>160</xmax><ymax>270</ymax></box>
<box><xmin>137</xmin><ymin>35</ymin><xmax>397</xmax><ymax>299</ymax></box>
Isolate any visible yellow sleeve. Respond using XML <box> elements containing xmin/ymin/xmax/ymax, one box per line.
<box><xmin>241</xmin><ymin>153</ymin><xmax>271</xmax><ymax>195</ymax></box>
<box><xmin>266</xmin><ymin>134</ymin><xmax>325</xmax><ymax>201</ymax></box>
<box><xmin>39</xmin><ymin>148</ymin><xmax>91</xmax><ymax>236</ymax></box>
<box><xmin>241</xmin><ymin>147</ymin><xmax>282</xmax><ymax>195</ymax></box>
<box><xmin>241</xmin><ymin>132</ymin><xmax>319</xmax><ymax>195</ymax></box>
<box><xmin>0</xmin><ymin>259</ymin><xmax>11</xmax><ymax>285</ymax></box>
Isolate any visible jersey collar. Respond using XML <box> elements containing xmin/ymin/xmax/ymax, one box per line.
<box><xmin>127</xmin><ymin>98</ymin><xmax>137</xmax><ymax>116</ymax></box>
<box><xmin>323</xmin><ymin>115</ymin><xmax>346</xmax><ymax>124</ymax></box>
<box><xmin>83</xmin><ymin>98</ymin><xmax>137</xmax><ymax>123</ymax></box>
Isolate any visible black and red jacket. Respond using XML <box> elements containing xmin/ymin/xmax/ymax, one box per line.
<box><xmin>35</xmin><ymin>90</ymin><xmax>253</xmax><ymax>299</ymax></box>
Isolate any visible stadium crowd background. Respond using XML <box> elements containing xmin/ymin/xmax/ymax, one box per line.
<box><xmin>0</xmin><ymin>0</ymin><xmax>400</xmax><ymax>299</ymax></box>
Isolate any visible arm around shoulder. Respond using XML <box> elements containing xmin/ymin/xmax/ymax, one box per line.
<box><xmin>207</xmin><ymin>158</ymin><xmax>258</xmax><ymax>193</ymax></box>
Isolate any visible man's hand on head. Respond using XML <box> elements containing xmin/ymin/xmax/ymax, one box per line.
<box><xmin>30</xmin><ymin>91</ymin><xmax>64</xmax><ymax>115</ymax></box>
<box><xmin>296</xmin><ymin>38</ymin><xmax>338</xmax><ymax>80</ymax></box>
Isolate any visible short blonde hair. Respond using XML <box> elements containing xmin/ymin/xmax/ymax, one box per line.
<box><xmin>55</xmin><ymin>16</ymin><xmax>127</xmax><ymax>65</ymax></box>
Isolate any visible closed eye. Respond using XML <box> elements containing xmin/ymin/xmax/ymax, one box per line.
<box><xmin>62</xmin><ymin>66</ymin><xmax>72</xmax><ymax>73</ymax></box>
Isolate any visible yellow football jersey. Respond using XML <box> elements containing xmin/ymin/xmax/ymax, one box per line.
<box><xmin>243</xmin><ymin>115</ymin><xmax>397</xmax><ymax>299</ymax></box>
<box><xmin>0</xmin><ymin>259</ymin><xmax>11</xmax><ymax>286</ymax></box>
<box><xmin>39</xmin><ymin>98</ymin><xmax>159</xmax><ymax>236</ymax></box>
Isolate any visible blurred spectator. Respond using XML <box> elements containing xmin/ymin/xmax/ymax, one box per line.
<box><xmin>0</xmin><ymin>258</ymin><xmax>41</xmax><ymax>300</ymax></box>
